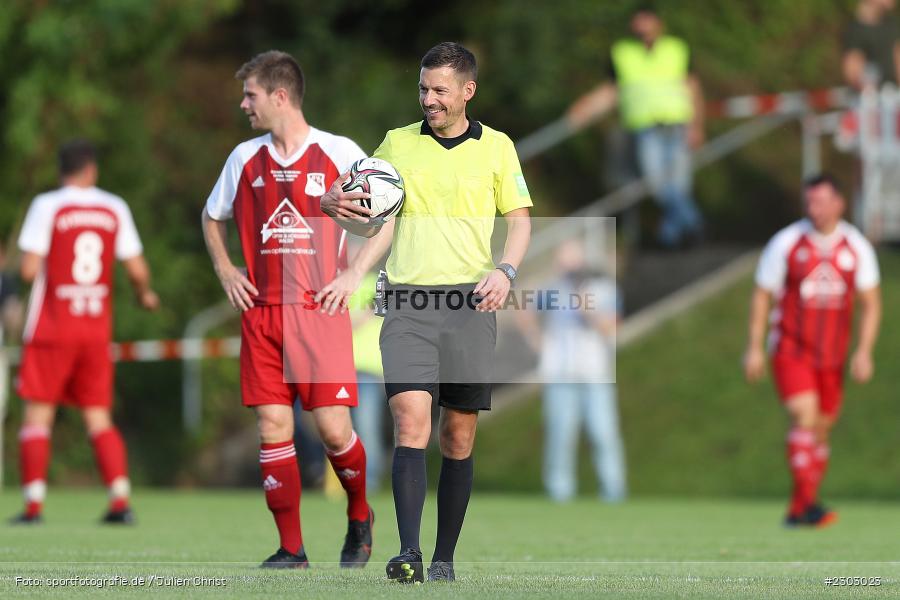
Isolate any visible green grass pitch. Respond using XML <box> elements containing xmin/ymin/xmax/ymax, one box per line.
<box><xmin>1</xmin><ymin>490</ymin><xmax>898</xmax><ymax>598</ymax></box>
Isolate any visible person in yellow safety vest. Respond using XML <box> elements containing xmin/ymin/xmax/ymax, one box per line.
<box><xmin>568</xmin><ymin>3</ymin><xmax>705</xmax><ymax>249</ymax></box>
<box><xmin>349</xmin><ymin>272</ymin><xmax>387</xmax><ymax>492</ymax></box>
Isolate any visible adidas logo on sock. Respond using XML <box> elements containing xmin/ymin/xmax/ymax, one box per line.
<box><xmin>252</xmin><ymin>175</ymin><xmax>265</xmax><ymax>188</ymax></box>
<box><xmin>335</xmin><ymin>386</ymin><xmax>350</xmax><ymax>399</ymax></box>
<box><xmin>263</xmin><ymin>474</ymin><xmax>283</xmax><ymax>491</ymax></box>
<box><xmin>337</xmin><ymin>468</ymin><xmax>359</xmax><ymax>480</ymax></box>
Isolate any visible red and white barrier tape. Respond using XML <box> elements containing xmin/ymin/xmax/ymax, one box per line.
<box><xmin>2</xmin><ymin>337</ymin><xmax>241</xmax><ymax>366</ymax></box>
<box><xmin>706</xmin><ymin>87</ymin><xmax>852</xmax><ymax>119</ymax></box>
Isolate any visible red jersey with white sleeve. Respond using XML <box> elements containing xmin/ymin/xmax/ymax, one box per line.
<box><xmin>755</xmin><ymin>219</ymin><xmax>879</xmax><ymax>369</ymax></box>
<box><xmin>18</xmin><ymin>186</ymin><xmax>143</xmax><ymax>345</ymax></box>
<box><xmin>205</xmin><ymin>129</ymin><xmax>365</xmax><ymax>306</ymax></box>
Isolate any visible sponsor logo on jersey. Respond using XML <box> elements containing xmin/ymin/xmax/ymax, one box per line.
<box><xmin>263</xmin><ymin>475</ymin><xmax>283</xmax><ymax>491</ymax></box>
<box><xmin>305</xmin><ymin>173</ymin><xmax>326</xmax><ymax>197</ymax></box>
<box><xmin>337</xmin><ymin>468</ymin><xmax>359</xmax><ymax>480</ymax></box>
<box><xmin>335</xmin><ymin>386</ymin><xmax>350</xmax><ymax>399</ymax></box>
<box><xmin>251</xmin><ymin>175</ymin><xmax>265</xmax><ymax>188</ymax></box>
<box><xmin>799</xmin><ymin>263</ymin><xmax>847</xmax><ymax>308</ymax></box>
<box><xmin>261</xmin><ymin>198</ymin><xmax>313</xmax><ymax>244</ymax></box>
<box><xmin>270</xmin><ymin>169</ymin><xmax>301</xmax><ymax>183</ymax></box>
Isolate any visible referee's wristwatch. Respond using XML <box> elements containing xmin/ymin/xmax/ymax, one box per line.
<box><xmin>495</xmin><ymin>262</ymin><xmax>517</xmax><ymax>283</ymax></box>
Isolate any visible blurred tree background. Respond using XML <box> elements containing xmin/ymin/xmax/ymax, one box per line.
<box><xmin>0</xmin><ymin>0</ymin><xmax>864</xmax><ymax>490</ymax></box>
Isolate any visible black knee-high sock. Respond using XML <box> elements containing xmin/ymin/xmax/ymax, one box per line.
<box><xmin>392</xmin><ymin>446</ymin><xmax>427</xmax><ymax>551</ymax></box>
<box><xmin>432</xmin><ymin>455</ymin><xmax>474</xmax><ymax>563</ymax></box>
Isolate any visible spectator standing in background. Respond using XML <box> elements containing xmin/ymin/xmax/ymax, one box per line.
<box><xmin>568</xmin><ymin>4</ymin><xmax>705</xmax><ymax>249</ymax></box>
<box><xmin>843</xmin><ymin>0</ymin><xmax>900</xmax><ymax>90</ymax></box>
<box><xmin>516</xmin><ymin>240</ymin><xmax>626</xmax><ymax>503</ymax></box>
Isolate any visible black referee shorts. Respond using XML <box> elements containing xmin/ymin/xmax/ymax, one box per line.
<box><xmin>379</xmin><ymin>283</ymin><xmax>496</xmax><ymax>411</ymax></box>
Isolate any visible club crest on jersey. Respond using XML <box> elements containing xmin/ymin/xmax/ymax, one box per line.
<box><xmin>261</xmin><ymin>198</ymin><xmax>313</xmax><ymax>244</ymax></box>
<box><xmin>836</xmin><ymin>248</ymin><xmax>856</xmax><ymax>271</ymax></box>
<box><xmin>800</xmin><ymin>263</ymin><xmax>847</xmax><ymax>308</ymax></box>
<box><xmin>305</xmin><ymin>173</ymin><xmax>326</xmax><ymax>197</ymax></box>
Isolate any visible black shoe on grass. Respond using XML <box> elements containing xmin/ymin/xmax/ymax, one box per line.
<box><xmin>784</xmin><ymin>504</ymin><xmax>838</xmax><ymax>528</ymax></box>
<box><xmin>386</xmin><ymin>548</ymin><xmax>424</xmax><ymax>583</ymax></box>
<box><xmin>101</xmin><ymin>508</ymin><xmax>135</xmax><ymax>525</ymax></box>
<box><xmin>340</xmin><ymin>506</ymin><xmax>374</xmax><ymax>568</ymax></box>
<box><xmin>9</xmin><ymin>512</ymin><xmax>42</xmax><ymax>525</ymax></box>
<box><xmin>805</xmin><ymin>503</ymin><xmax>838</xmax><ymax>528</ymax></box>
<box><xmin>260</xmin><ymin>547</ymin><xmax>309</xmax><ymax>569</ymax></box>
<box><xmin>427</xmin><ymin>560</ymin><xmax>456</xmax><ymax>582</ymax></box>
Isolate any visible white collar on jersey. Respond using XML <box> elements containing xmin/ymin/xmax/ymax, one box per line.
<box><xmin>802</xmin><ymin>218</ymin><xmax>848</xmax><ymax>249</ymax></box>
<box><xmin>264</xmin><ymin>128</ymin><xmax>320</xmax><ymax>167</ymax></box>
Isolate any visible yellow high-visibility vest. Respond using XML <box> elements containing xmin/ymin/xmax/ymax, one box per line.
<box><xmin>611</xmin><ymin>36</ymin><xmax>693</xmax><ymax>130</ymax></box>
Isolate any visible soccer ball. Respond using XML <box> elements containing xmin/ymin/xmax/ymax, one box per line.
<box><xmin>341</xmin><ymin>157</ymin><xmax>405</xmax><ymax>222</ymax></box>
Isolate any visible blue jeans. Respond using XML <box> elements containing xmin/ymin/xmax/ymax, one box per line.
<box><xmin>351</xmin><ymin>372</ymin><xmax>386</xmax><ymax>492</ymax></box>
<box><xmin>634</xmin><ymin>124</ymin><xmax>703</xmax><ymax>246</ymax></box>
<box><xmin>543</xmin><ymin>383</ymin><xmax>626</xmax><ymax>502</ymax></box>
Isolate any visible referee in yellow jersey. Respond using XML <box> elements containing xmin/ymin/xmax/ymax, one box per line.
<box><xmin>321</xmin><ymin>42</ymin><xmax>532</xmax><ymax>583</ymax></box>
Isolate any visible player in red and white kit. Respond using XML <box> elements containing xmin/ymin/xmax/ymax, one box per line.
<box><xmin>11</xmin><ymin>139</ymin><xmax>159</xmax><ymax>525</ymax></box>
<box><xmin>202</xmin><ymin>51</ymin><xmax>388</xmax><ymax>568</ymax></box>
<box><xmin>744</xmin><ymin>174</ymin><xmax>881</xmax><ymax>527</ymax></box>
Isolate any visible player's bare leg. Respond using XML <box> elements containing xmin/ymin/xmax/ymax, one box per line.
<box><xmin>784</xmin><ymin>393</ymin><xmax>836</xmax><ymax>527</ymax></box>
<box><xmin>82</xmin><ymin>407</ymin><xmax>133</xmax><ymax>524</ymax></box>
<box><xmin>386</xmin><ymin>391</ymin><xmax>431</xmax><ymax>583</ymax></box>
<box><xmin>11</xmin><ymin>401</ymin><xmax>56</xmax><ymax>524</ymax></box>
<box><xmin>428</xmin><ymin>407</ymin><xmax>478</xmax><ymax>582</ymax></box>
<box><xmin>313</xmin><ymin>405</ymin><xmax>373</xmax><ymax>567</ymax></box>
<box><xmin>255</xmin><ymin>404</ymin><xmax>307</xmax><ymax>568</ymax></box>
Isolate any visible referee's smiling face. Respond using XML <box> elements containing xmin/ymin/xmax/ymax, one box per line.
<box><xmin>419</xmin><ymin>66</ymin><xmax>476</xmax><ymax>137</ymax></box>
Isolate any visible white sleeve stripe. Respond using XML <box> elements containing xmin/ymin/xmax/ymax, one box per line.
<box><xmin>22</xmin><ymin>271</ymin><xmax>46</xmax><ymax>343</ymax></box>
<box><xmin>755</xmin><ymin>222</ymin><xmax>805</xmax><ymax>293</ymax></box>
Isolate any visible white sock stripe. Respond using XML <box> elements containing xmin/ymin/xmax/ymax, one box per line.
<box><xmin>259</xmin><ymin>451</ymin><xmax>296</xmax><ymax>462</ymax></box>
<box><xmin>23</xmin><ymin>480</ymin><xmax>47</xmax><ymax>503</ymax></box>
<box><xmin>260</xmin><ymin>455</ymin><xmax>296</xmax><ymax>464</ymax></box>
<box><xmin>787</xmin><ymin>429</ymin><xmax>816</xmax><ymax>445</ymax></box>
<box><xmin>109</xmin><ymin>477</ymin><xmax>130</xmax><ymax>499</ymax></box>
<box><xmin>326</xmin><ymin>431</ymin><xmax>358</xmax><ymax>457</ymax></box>
<box><xmin>18</xmin><ymin>425</ymin><xmax>51</xmax><ymax>441</ymax></box>
<box><xmin>259</xmin><ymin>449</ymin><xmax>296</xmax><ymax>463</ymax></box>
<box><xmin>88</xmin><ymin>427</ymin><xmax>116</xmax><ymax>441</ymax></box>
<box><xmin>259</xmin><ymin>446</ymin><xmax>296</xmax><ymax>457</ymax></box>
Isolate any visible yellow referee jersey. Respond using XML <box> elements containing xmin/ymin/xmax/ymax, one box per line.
<box><xmin>373</xmin><ymin>120</ymin><xmax>532</xmax><ymax>285</ymax></box>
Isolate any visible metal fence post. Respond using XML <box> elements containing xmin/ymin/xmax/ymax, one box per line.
<box><xmin>181</xmin><ymin>301</ymin><xmax>236</xmax><ymax>434</ymax></box>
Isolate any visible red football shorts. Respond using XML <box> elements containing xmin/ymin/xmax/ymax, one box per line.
<box><xmin>240</xmin><ymin>303</ymin><xmax>357</xmax><ymax>410</ymax></box>
<box><xmin>17</xmin><ymin>342</ymin><xmax>114</xmax><ymax>408</ymax></box>
<box><xmin>771</xmin><ymin>353</ymin><xmax>844</xmax><ymax>417</ymax></box>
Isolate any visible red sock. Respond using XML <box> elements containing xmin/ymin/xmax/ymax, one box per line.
<box><xmin>19</xmin><ymin>425</ymin><xmax>51</xmax><ymax>517</ymax></box>
<box><xmin>90</xmin><ymin>428</ymin><xmax>130</xmax><ymax>512</ymax></box>
<box><xmin>787</xmin><ymin>428</ymin><xmax>817</xmax><ymax>516</ymax></box>
<box><xmin>812</xmin><ymin>442</ymin><xmax>830</xmax><ymax>492</ymax></box>
<box><xmin>326</xmin><ymin>431</ymin><xmax>369</xmax><ymax>521</ymax></box>
<box><xmin>260</xmin><ymin>441</ymin><xmax>302</xmax><ymax>554</ymax></box>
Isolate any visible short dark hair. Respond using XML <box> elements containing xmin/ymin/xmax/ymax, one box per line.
<box><xmin>421</xmin><ymin>42</ymin><xmax>477</xmax><ymax>82</ymax></box>
<box><xmin>58</xmin><ymin>139</ymin><xmax>97</xmax><ymax>177</ymax></box>
<box><xmin>236</xmin><ymin>50</ymin><xmax>305</xmax><ymax>108</ymax></box>
<box><xmin>632</xmin><ymin>2</ymin><xmax>658</xmax><ymax>16</ymax></box>
<box><xmin>803</xmin><ymin>172</ymin><xmax>844</xmax><ymax>195</ymax></box>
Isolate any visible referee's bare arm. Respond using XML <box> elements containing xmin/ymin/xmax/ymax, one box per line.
<box><xmin>320</xmin><ymin>172</ymin><xmax>380</xmax><ymax>238</ymax></box>
<box><xmin>474</xmin><ymin>207</ymin><xmax>531</xmax><ymax>312</ymax></box>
